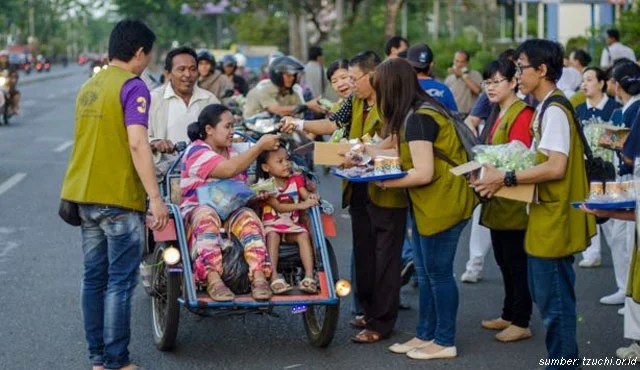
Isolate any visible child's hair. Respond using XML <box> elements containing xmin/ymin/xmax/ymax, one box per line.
<box><xmin>256</xmin><ymin>140</ymin><xmax>289</xmax><ymax>180</ymax></box>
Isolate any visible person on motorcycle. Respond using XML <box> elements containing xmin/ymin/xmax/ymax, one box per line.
<box><xmin>149</xmin><ymin>47</ymin><xmax>219</xmax><ymax>170</ymax></box>
<box><xmin>243</xmin><ymin>55</ymin><xmax>325</xmax><ymax>118</ymax></box>
<box><xmin>197</xmin><ymin>50</ymin><xmax>233</xmax><ymax>100</ymax></box>
<box><xmin>0</xmin><ymin>50</ymin><xmax>20</xmax><ymax>116</ymax></box>
<box><xmin>221</xmin><ymin>54</ymin><xmax>249</xmax><ymax>96</ymax></box>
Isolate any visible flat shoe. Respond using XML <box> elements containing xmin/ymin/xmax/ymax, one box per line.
<box><xmin>349</xmin><ymin>315</ymin><xmax>366</xmax><ymax>328</ymax></box>
<box><xmin>252</xmin><ymin>278</ymin><xmax>272</xmax><ymax>301</ymax></box>
<box><xmin>495</xmin><ymin>325</ymin><xmax>532</xmax><ymax>342</ymax></box>
<box><xmin>481</xmin><ymin>317</ymin><xmax>511</xmax><ymax>330</ymax></box>
<box><xmin>351</xmin><ymin>329</ymin><xmax>382</xmax><ymax>344</ymax></box>
<box><xmin>406</xmin><ymin>345</ymin><xmax>457</xmax><ymax>360</ymax></box>
<box><xmin>207</xmin><ymin>281</ymin><xmax>234</xmax><ymax>302</ymax></box>
<box><xmin>389</xmin><ymin>338</ymin><xmax>432</xmax><ymax>354</ymax></box>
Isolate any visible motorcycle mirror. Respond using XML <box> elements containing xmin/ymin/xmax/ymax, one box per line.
<box><xmin>174</xmin><ymin>141</ymin><xmax>187</xmax><ymax>152</ymax></box>
<box><xmin>222</xmin><ymin>89</ymin><xmax>234</xmax><ymax>99</ymax></box>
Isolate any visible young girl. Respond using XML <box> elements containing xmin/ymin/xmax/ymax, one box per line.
<box><xmin>257</xmin><ymin>146</ymin><xmax>319</xmax><ymax>294</ymax></box>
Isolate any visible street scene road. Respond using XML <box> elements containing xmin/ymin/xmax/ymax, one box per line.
<box><xmin>0</xmin><ymin>67</ymin><xmax>630</xmax><ymax>369</ymax></box>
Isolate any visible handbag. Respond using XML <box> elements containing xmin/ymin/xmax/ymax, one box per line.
<box><xmin>58</xmin><ymin>199</ymin><xmax>81</xmax><ymax>226</ymax></box>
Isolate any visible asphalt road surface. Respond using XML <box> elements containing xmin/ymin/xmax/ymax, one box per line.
<box><xmin>0</xmin><ymin>69</ymin><xmax>631</xmax><ymax>370</ymax></box>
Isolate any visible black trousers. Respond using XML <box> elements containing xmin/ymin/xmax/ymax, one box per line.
<box><xmin>350</xmin><ymin>184</ymin><xmax>407</xmax><ymax>337</ymax></box>
<box><xmin>490</xmin><ymin>229</ymin><xmax>532</xmax><ymax>328</ymax></box>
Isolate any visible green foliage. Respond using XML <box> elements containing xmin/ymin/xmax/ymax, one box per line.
<box><xmin>619</xmin><ymin>6</ymin><xmax>640</xmax><ymax>58</ymax></box>
<box><xmin>231</xmin><ymin>12</ymin><xmax>288</xmax><ymax>50</ymax></box>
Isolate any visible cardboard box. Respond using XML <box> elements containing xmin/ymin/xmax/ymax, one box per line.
<box><xmin>594</xmin><ymin>124</ymin><xmax>630</xmax><ymax>150</ymax></box>
<box><xmin>450</xmin><ymin>161</ymin><xmax>537</xmax><ymax>203</ymax></box>
<box><xmin>313</xmin><ymin>142</ymin><xmax>353</xmax><ymax>166</ymax></box>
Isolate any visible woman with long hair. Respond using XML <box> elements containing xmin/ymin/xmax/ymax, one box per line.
<box><xmin>372</xmin><ymin>58</ymin><xmax>476</xmax><ymax>360</ymax></box>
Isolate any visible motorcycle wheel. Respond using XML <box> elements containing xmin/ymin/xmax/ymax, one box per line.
<box><xmin>302</xmin><ymin>239</ymin><xmax>340</xmax><ymax>348</ymax></box>
<box><xmin>150</xmin><ymin>243</ymin><xmax>181</xmax><ymax>351</ymax></box>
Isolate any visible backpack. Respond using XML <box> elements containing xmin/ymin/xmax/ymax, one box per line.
<box><xmin>415</xmin><ymin>102</ymin><xmax>483</xmax><ymax>165</ymax></box>
<box><xmin>538</xmin><ymin>94</ymin><xmax>616</xmax><ymax>183</ymax></box>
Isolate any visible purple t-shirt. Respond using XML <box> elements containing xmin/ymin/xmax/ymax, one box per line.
<box><xmin>120</xmin><ymin>78</ymin><xmax>150</xmax><ymax>128</ymax></box>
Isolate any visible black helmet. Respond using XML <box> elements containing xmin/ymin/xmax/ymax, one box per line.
<box><xmin>197</xmin><ymin>50</ymin><xmax>215</xmax><ymax>65</ymax></box>
<box><xmin>220</xmin><ymin>54</ymin><xmax>237</xmax><ymax>68</ymax></box>
<box><xmin>269</xmin><ymin>55</ymin><xmax>305</xmax><ymax>88</ymax></box>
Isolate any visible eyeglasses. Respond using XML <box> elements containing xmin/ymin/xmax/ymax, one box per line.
<box><xmin>481</xmin><ymin>78</ymin><xmax>508</xmax><ymax>88</ymax></box>
<box><xmin>349</xmin><ymin>73</ymin><xmax>370</xmax><ymax>84</ymax></box>
<box><xmin>515</xmin><ymin>64</ymin><xmax>535</xmax><ymax>74</ymax></box>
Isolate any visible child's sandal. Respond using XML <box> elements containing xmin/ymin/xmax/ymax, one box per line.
<box><xmin>299</xmin><ymin>277</ymin><xmax>317</xmax><ymax>294</ymax></box>
<box><xmin>270</xmin><ymin>275</ymin><xmax>292</xmax><ymax>294</ymax></box>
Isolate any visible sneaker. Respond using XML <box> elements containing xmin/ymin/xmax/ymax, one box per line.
<box><xmin>401</xmin><ymin>259</ymin><xmax>415</xmax><ymax>286</ymax></box>
<box><xmin>495</xmin><ymin>325</ymin><xmax>532</xmax><ymax>342</ymax></box>
<box><xmin>617</xmin><ymin>342</ymin><xmax>640</xmax><ymax>361</ymax></box>
<box><xmin>460</xmin><ymin>270</ymin><xmax>482</xmax><ymax>283</ymax></box>
<box><xmin>481</xmin><ymin>318</ymin><xmax>511</xmax><ymax>330</ymax></box>
<box><xmin>600</xmin><ymin>290</ymin><xmax>626</xmax><ymax>305</ymax></box>
<box><xmin>578</xmin><ymin>258</ymin><xmax>601</xmax><ymax>268</ymax></box>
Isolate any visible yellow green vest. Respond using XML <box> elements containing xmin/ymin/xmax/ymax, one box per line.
<box><xmin>569</xmin><ymin>90</ymin><xmax>586</xmax><ymax>109</ymax></box>
<box><xmin>341</xmin><ymin>97</ymin><xmax>407</xmax><ymax>209</ymax></box>
<box><xmin>480</xmin><ymin>100</ymin><xmax>530</xmax><ymax>230</ymax></box>
<box><xmin>627</xmin><ymin>237</ymin><xmax>640</xmax><ymax>303</ymax></box>
<box><xmin>400</xmin><ymin>108</ymin><xmax>476</xmax><ymax>236</ymax></box>
<box><xmin>60</xmin><ymin>66</ymin><xmax>147</xmax><ymax>212</ymax></box>
<box><xmin>525</xmin><ymin>90</ymin><xmax>596</xmax><ymax>258</ymax></box>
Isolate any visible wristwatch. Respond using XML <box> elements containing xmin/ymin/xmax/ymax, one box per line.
<box><xmin>503</xmin><ymin>170</ymin><xmax>517</xmax><ymax>187</ymax></box>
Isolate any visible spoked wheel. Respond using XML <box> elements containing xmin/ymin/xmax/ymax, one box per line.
<box><xmin>303</xmin><ymin>239</ymin><xmax>340</xmax><ymax>347</ymax></box>
<box><xmin>150</xmin><ymin>244</ymin><xmax>181</xmax><ymax>351</ymax></box>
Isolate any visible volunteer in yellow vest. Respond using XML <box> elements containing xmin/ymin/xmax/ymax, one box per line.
<box><xmin>59</xmin><ymin>20</ymin><xmax>168</xmax><ymax>370</ymax></box>
<box><xmin>474</xmin><ymin>39</ymin><xmax>596</xmax><ymax>369</ymax></box>
<box><xmin>372</xmin><ymin>59</ymin><xmax>475</xmax><ymax>360</ymax></box>
<box><xmin>282</xmin><ymin>51</ymin><xmax>408</xmax><ymax>343</ymax></box>
<box><xmin>476</xmin><ymin>59</ymin><xmax>535</xmax><ymax>343</ymax></box>
<box><xmin>579</xmin><ymin>203</ymin><xmax>640</xmax><ymax>360</ymax></box>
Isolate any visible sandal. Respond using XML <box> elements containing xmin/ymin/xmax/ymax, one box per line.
<box><xmin>270</xmin><ymin>275</ymin><xmax>292</xmax><ymax>294</ymax></box>
<box><xmin>351</xmin><ymin>329</ymin><xmax>382</xmax><ymax>344</ymax></box>
<box><xmin>349</xmin><ymin>315</ymin><xmax>366</xmax><ymax>329</ymax></box>
<box><xmin>252</xmin><ymin>278</ymin><xmax>273</xmax><ymax>301</ymax></box>
<box><xmin>299</xmin><ymin>276</ymin><xmax>317</xmax><ymax>294</ymax></box>
<box><xmin>206</xmin><ymin>280</ymin><xmax>234</xmax><ymax>302</ymax></box>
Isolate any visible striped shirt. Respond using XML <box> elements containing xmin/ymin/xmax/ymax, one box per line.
<box><xmin>179</xmin><ymin>140</ymin><xmax>246</xmax><ymax>217</ymax></box>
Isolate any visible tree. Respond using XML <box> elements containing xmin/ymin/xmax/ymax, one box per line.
<box><xmin>384</xmin><ymin>0</ymin><xmax>404</xmax><ymax>40</ymax></box>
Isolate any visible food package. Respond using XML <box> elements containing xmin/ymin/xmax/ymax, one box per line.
<box><xmin>473</xmin><ymin>140</ymin><xmax>536</xmax><ymax>172</ymax></box>
<box><xmin>329</xmin><ymin>127</ymin><xmax>346</xmax><ymax>143</ymax></box>
<box><xmin>374</xmin><ymin>156</ymin><xmax>402</xmax><ymax>175</ymax></box>
<box><xmin>249</xmin><ymin>177</ymin><xmax>277</xmax><ymax>194</ymax></box>
<box><xmin>583</xmin><ymin>124</ymin><xmax>615</xmax><ymax>162</ymax></box>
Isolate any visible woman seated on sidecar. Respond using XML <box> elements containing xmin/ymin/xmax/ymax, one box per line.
<box><xmin>180</xmin><ymin>103</ymin><xmax>282</xmax><ymax>302</ymax></box>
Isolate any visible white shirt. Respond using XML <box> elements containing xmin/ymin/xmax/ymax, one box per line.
<box><xmin>533</xmin><ymin>91</ymin><xmax>571</xmax><ymax>157</ymax></box>
<box><xmin>165</xmin><ymin>83</ymin><xmax>214</xmax><ymax>143</ymax></box>
<box><xmin>600</xmin><ymin>42</ymin><xmax>637</xmax><ymax>68</ymax></box>
<box><xmin>586</xmin><ymin>94</ymin><xmax>609</xmax><ymax>110</ymax></box>
<box><xmin>557</xmin><ymin>67</ymin><xmax>582</xmax><ymax>98</ymax></box>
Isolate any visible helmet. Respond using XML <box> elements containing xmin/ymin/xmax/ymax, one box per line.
<box><xmin>220</xmin><ymin>54</ymin><xmax>237</xmax><ymax>68</ymax></box>
<box><xmin>269</xmin><ymin>55</ymin><xmax>304</xmax><ymax>88</ymax></box>
<box><xmin>197</xmin><ymin>50</ymin><xmax>215</xmax><ymax>64</ymax></box>
<box><xmin>234</xmin><ymin>53</ymin><xmax>247</xmax><ymax>68</ymax></box>
<box><xmin>268</xmin><ymin>51</ymin><xmax>285</xmax><ymax>66</ymax></box>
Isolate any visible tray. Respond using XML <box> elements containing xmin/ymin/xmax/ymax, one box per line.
<box><xmin>330</xmin><ymin>169</ymin><xmax>407</xmax><ymax>183</ymax></box>
<box><xmin>571</xmin><ymin>200</ymin><xmax>636</xmax><ymax>211</ymax></box>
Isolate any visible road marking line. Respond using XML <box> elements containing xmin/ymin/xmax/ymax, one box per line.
<box><xmin>0</xmin><ymin>173</ymin><xmax>26</xmax><ymax>196</ymax></box>
<box><xmin>53</xmin><ymin>140</ymin><xmax>73</xmax><ymax>152</ymax></box>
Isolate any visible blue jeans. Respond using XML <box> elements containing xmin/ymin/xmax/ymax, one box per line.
<box><xmin>528</xmin><ymin>255</ymin><xmax>579</xmax><ymax>370</ymax></box>
<box><xmin>401</xmin><ymin>210</ymin><xmax>415</xmax><ymax>265</ymax></box>
<box><xmin>414</xmin><ymin>219</ymin><xmax>468</xmax><ymax>347</ymax></box>
<box><xmin>79</xmin><ymin>205</ymin><xmax>144</xmax><ymax>369</ymax></box>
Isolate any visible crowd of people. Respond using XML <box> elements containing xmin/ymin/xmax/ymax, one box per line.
<box><xmin>59</xmin><ymin>17</ymin><xmax>640</xmax><ymax>370</ymax></box>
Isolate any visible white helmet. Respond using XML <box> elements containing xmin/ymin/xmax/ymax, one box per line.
<box><xmin>234</xmin><ymin>53</ymin><xmax>247</xmax><ymax>68</ymax></box>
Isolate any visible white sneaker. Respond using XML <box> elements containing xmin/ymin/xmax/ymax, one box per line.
<box><xmin>460</xmin><ymin>270</ymin><xmax>482</xmax><ymax>283</ymax></box>
<box><xmin>578</xmin><ymin>258</ymin><xmax>601</xmax><ymax>268</ymax></box>
<box><xmin>618</xmin><ymin>307</ymin><xmax>625</xmax><ymax>316</ymax></box>
<box><xmin>600</xmin><ymin>290</ymin><xmax>626</xmax><ymax>305</ymax></box>
<box><xmin>617</xmin><ymin>342</ymin><xmax>640</xmax><ymax>360</ymax></box>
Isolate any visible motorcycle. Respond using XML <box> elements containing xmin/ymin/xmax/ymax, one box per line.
<box><xmin>35</xmin><ymin>60</ymin><xmax>51</xmax><ymax>73</ymax></box>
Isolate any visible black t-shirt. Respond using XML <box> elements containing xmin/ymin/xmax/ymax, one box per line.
<box><xmin>405</xmin><ymin>113</ymin><xmax>439</xmax><ymax>142</ymax></box>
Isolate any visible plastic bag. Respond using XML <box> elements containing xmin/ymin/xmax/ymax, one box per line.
<box><xmin>473</xmin><ymin>140</ymin><xmax>536</xmax><ymax>172</ymax></box>
<box><xmin>220</xmin><ymin>237</ymin><xmax>251</xmax><ymax>294</ymax></box>
<box><xmin>196</xmin><ymin>179</ymin><xmax>255</xmax><ymax>221</ymax></box>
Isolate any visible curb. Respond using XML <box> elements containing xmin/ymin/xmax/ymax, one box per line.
<box><xmin>20</xmin><ymin>70</ymin><xmax>82</xmax><ymax>86</ymax></box>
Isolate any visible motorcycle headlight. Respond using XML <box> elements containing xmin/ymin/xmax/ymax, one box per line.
<box><xmin>0</xmin><ymin>77</ymin><xmax>6</xmax><ymax>86</ymax></box>
<box><xmin>335</xmin><ymin>279</ymin><xmax>352</xmax><ymax>297</ymax></box>
<box><xmin>92</xmin><ymin>66</ymin><xmax>101</xmax><ymax>74</ymax></box>
<box><xmin>162</xmin><ymin>246</ymin><xmax>181</xmax><ymax>266</ymax></box>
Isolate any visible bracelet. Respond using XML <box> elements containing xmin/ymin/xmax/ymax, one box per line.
<box><xmin>503</xmin><ymin>170</ymin><xmax>517</xmax><ymax>187</ymax></box>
